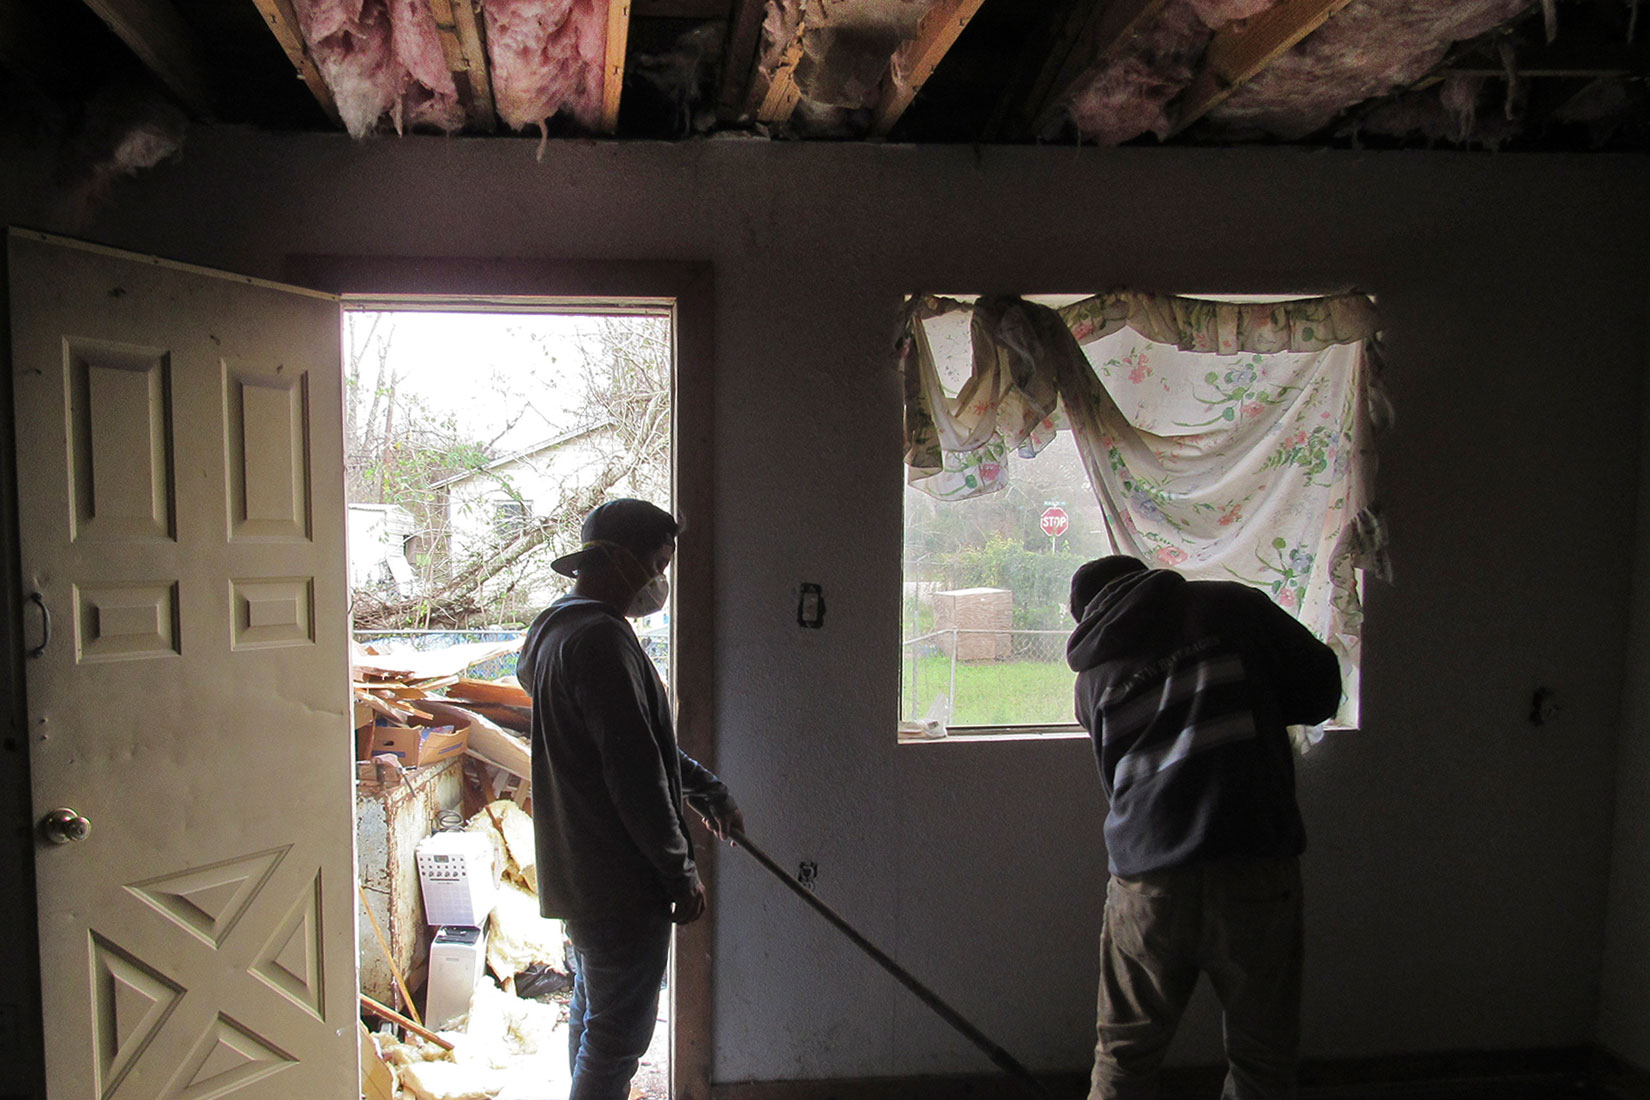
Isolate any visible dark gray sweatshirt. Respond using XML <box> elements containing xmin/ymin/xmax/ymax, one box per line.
<box><xmin>1067</xmin><ymin>569</ymin><xmax>1341</xmax><ymax>877</ymax></box>
<box><xmin>517</xmin><ymin>596</ymin><xmax>733</xmax><ymax>922</ymax></box>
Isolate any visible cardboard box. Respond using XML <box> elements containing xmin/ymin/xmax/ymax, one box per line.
<box><xmin>367</xmin><ymin>717</ymin><xmax>470</xmax><ymax>766</ymax></box>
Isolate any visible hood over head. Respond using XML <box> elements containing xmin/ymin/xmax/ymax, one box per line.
<box><xmin>1066</xmin><ymin>567</ymin><xmax>1188</xmax><ymax>672</ymax></box>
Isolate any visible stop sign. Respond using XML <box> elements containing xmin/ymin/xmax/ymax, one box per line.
<box><xmin>1040</xmin><ymin>506</ymin><xmax>1069</xmax><ymax>538</ymax></box>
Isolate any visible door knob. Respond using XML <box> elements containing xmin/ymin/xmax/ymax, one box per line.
<box><xmin>41</xmin><ymin>808</ymin><xmax>91</xmax><ymax>845</ymax></box>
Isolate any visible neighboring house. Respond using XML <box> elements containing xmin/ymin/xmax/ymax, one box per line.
<box><xmin>432</xmin><ymin>419</ymin><xmax>655</xmax><ymax>610</ymax></box>
<box><xmin>346</xmin><ymin>503</ymin><xmax>416</xmax><ymax>596</ymax></box>
<box><xmin>433</xmin><ymin>420</ymin><xmax>617</xmax><ymax>559</ymax></box>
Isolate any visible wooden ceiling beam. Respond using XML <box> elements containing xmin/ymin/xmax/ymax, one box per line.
<box><xmin>717</xmin><ymin>0</ymin><xmax>765</xmax><ymax>121</ymax></box>
<box><xmin>869</xmin><ymin>0</ymin><xmax>985</xmax><ymax>138</ymax></box>
<box><xmin>1169</xmin><ymin>0</ymin><xmax>1356</xmax><ymax>135</ymax></box>
<box><xmin>427</xmin><ymin>0</ymin><xmax>495</xmax><ymax>131</ymax></box>
<box><xmin>80</xmin><ymin>0</ymin><xmax>213</xmax><ymax>116</ymax></box>
<box><xmin>601</xmin><ymin>0</ymin><xmax>633</xmax><ymax>132</ymax></box>
<box><xmin>1026</xmin><ymin>0</ymin><xmax>1173</xmax><ymax>137</ymax></box>
<box><xmin>250</xmin><ymin>0</ymin><xmax>342</xmax><ymax>127</ymax></box>
<box><xmin>752</xmin><ymin>14</ymin><xmax>806</xmax><ymax>124</ymax></box>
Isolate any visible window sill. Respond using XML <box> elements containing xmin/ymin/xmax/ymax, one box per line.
<box><xmin>898</xmin><ymin>724</ymin><xmax>1090</xmax><ymax>744</ymax></box>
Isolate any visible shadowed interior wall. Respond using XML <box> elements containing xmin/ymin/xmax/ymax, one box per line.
<box><xmin>1601</xmin><ymin>289</ymin><xmax>1650</xmax><ymax>1070</ymax></box>
<box><xmin>2</xmin><ymin>131</ymin><xmax>1648</xmax><ymax>1084</ymax></box>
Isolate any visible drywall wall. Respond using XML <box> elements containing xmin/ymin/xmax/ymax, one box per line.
<box><xmin>1600</xmin><ymin>296</ymin><xmax>1650</xmax><ymax>1070</ymax></box>
<box><xmin>2</xmin><ymin>130</ymin><xmax>1648</xmax><ymax>1086</ymax></box>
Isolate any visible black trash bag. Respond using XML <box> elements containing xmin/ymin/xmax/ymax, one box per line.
<box><xmin>513</xmin><ymin>963</ymin><xmax>572</xmax><ymax>998</ymax></box>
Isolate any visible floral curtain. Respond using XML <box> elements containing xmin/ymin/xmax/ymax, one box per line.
<box><xmin>900</xmin><ymin>291</ymin><xmax>1390</xmax><ymax>732</ymax></box>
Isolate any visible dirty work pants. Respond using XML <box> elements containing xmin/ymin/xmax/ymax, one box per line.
<box><xmin>1090</xmin><ymin>857</ymin><xmax>1302</xmax><ymax>1100</ymax></box>
<box><xmin>565</xmin><ymin>910</ymin><xmax>672</xmax><ymax>1100</ymax></box>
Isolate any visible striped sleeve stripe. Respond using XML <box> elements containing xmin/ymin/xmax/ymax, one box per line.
<box><xmin>1101</xmin><ymin>652</ymin><xmax>1247</xmax><ymax>742</ymax></box>
<box><xmin>1113</xmin><ymin>709</ymin><xmax>1258</xmax><ymax>792</ymax></box>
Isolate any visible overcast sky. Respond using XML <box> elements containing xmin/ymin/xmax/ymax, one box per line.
<box><xmin>344</xmin><ymin>310</ymin><xmax>608</xmax><ymax>454</ymax></box>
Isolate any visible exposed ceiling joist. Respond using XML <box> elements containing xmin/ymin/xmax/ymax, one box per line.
<box><xmin>1028</xmin><ymin>0</ymin><xmax>1173</xmax><ymax>136</ymax></box>
<box><xmin>80</xmin><ymin>0</ymin><xmax>213</xmax><ymax>115</ymax></box>
<box><xmin>753</xmin><ymin>17</ymin><xmax>807</xmax><ymax>124</ymax></box>
<box><xmin>443</xmin><ymin>0</ymin><xmax>496</xmax><ymax>131</ymax></box>
<box><xmin>718</xmin><ymin>0</ymin><xmax>765</xmax><ymax>120</ymax></box>
<box><xmin>601</xmin><ymin>0</ymin><xmax>633</xmax><ymax>131</ymax></box>
<box><xmin>870</xmin><ymin>0</ymin><xmax>986</xmax><ymax>138</ymax></box>
<box><xmin>1170</xmin><ymin>0</ymin><xmax>1357</xmax><ymax>135</ymax></box>
<box><xmin>425</xmin><ymin>0</ymin><xmax>495</xmax><ymax>132</ymax></box>
<box><xmin>250</xmin><ymin>0</ymin><xmax>341</xmax><ymax>127</ymax></box>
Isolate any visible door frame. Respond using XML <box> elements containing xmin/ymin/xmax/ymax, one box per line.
<box><xmin>289</xmin><ymin>253</ymin><xmax>719</xmax><ymax>1100</ymax></box>
<box><xmin>1</xmin><ymin>233</ymin><xmax>47</xmax><ymax>1099</ymax></box>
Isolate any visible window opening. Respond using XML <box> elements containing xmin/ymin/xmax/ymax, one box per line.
<box><xmin>901</xmin><ymin>292</ymin><xmax>1383</xmax><ymax>742</ymax></box>
<box><xmin>346</xmin><ymin>303</ymin><xmax>676</xmax><ymax>1099</ymax></box>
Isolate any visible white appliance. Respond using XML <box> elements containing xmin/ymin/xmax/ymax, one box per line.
<box><xmin>416</xmin><ymin>830</ymin><xmax>496</xmax><ymax>928</ymax></box>
<box><xmin>425</xmin><ymin>924</ymin><xmax>488</xmax><ymax>1031</ymax></box>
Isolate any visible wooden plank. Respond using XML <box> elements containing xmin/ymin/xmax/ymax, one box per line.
<box><xmin>601</xmin><ymin>0</ymin><xmax>634</xmax><ymax>132</ymax></box>
<box><xmin>250</xmin><ymin>0</ymin><xmax>343</xmax><ymax>126</ymax></box>
<box><xmin>446</xmin><ymin>0</ymin><xmax>497</xmax><ymax>131</ymax></box>
<box><xmin>80</xmin><ymin>0</ymin><xmax>213</xmax><ymax>115</ymax></box>
<box><xmin>1028</xmin><ymin>0</ymin><xmax>1171</xmax><ymax>136</ymax></box>
<box><xmin>869</xmin><ymin>0</ymin><xmax>986</xmax><ymax>138</ymax></box>
<box><xmin>1170</xmin><ymin>0</ymin><xmax>1356</xmax><ymax>134</ymax></box>
<box><xmin>753</xmin><ymin>18</ymin><xmax>807</xmax><ymax>124</ymax></box>
<box><xmin>717</xmin><ymin>0</ymin><xmax>766</xmax><ymax>121</ymax></box>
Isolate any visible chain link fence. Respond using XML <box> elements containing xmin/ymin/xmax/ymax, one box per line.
<box><xmin>901</xmin><ymin>627</ymin><xmax>1078</xmax><ymax>731</ymax></box>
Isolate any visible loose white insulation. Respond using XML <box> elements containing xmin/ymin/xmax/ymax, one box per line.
<box><xmin>1063</xmin><ymin>0</ymin><xmax>1539</xmax><ymax>145</ymax></box>
<box><xmin>290</xmin><ymin>0</ymin><xmax>463</xmax><ymax>138</ymax></box>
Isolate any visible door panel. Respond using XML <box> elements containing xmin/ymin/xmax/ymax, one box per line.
<box><xmin>10</xmin><ymin>230</ymin><xmax>355</xmax><ymax>1099</ymax></box>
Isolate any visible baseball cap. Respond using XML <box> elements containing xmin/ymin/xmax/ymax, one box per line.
<box><xmin>550</xmin><ymin>498</ymin><xmax>680</xmax><ymax>577</ymax></box>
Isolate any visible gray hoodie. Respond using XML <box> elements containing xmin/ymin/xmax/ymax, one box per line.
<box><xmin>1067</xmin><ymin>569</ymin><xmax>1340</xmax><ymax>876</ymax></box>
<box><xmin>517</xmin><ymin>596</ymin><xmax>733</xmax><ymax>922</ymax></box>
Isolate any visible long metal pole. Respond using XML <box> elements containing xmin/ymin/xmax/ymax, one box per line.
<box><xmin>730</xmin><ymin>829</ymin><xmax>1052</xmax><ymax>1100</ymax></box>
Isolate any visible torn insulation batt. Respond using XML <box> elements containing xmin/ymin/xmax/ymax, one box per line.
<box><xmin>1062</xmin><ymin>0</ymin><xmax>1536</xmax><ymax>145</ymax></box>
<box><xmin>1063</xmin><ymin>0</ymin><xmax>1285</xmax><ymax>145</ymax></box>
<box><xmin>482</xmin><ymin>0</ymin><xmax>608</xmax><ymax>134</ymax></box>
<box><xmin>291</xmin><ymin>0</ymin><xmax>463</xmax><ymax>138</ymax></box>
<box><xmin>752</xmin><ymin>0</ymin><xmax>941</xmax><ymax>131</ymax></box>
<box><xmin>1208</xmin><ymin>0</ymin><xmax>1535</xmax><ymax>138</ymax></box>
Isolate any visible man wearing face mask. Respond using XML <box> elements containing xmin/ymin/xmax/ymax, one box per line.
<box><xmin>517</xmin><ymin>498</ymin><xmax>742</xmax><ymax>1100</ymax></box>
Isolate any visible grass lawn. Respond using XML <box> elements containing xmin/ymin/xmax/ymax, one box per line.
<box><xmin>901</xmin><ymin>653</ymin><xmax>1077</xmax><ymax>727</ymax></box>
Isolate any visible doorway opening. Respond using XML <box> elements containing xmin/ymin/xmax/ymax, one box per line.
<box><xmin>346</xmin><ymin>300</ymin><xmax>676</xmax><ymax>1099</ymax></box>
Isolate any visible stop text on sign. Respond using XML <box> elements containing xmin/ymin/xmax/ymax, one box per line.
<box><xmin>1040</xmin><ymin>507</ymin><xmax>1069</xmax><ymax>538</ymax></box>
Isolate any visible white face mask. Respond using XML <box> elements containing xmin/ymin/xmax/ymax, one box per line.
<box><xmin>626</xmin><ymin>573</ymin><xmax>670</xmax><ymax>618</ymax></box>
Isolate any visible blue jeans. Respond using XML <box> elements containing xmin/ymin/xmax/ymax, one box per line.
<box><xmin>565</xmin><ymin>911</ymin><xmax>672</xmax><ymax>1100</ymax></box>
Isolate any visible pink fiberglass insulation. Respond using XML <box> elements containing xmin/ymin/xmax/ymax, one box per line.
<box><xmin>1185</xmin><ymin>0</ymin><xmax>1282</xmax><ymax>28</ymax></box>
<box><xmin>388</xmin><ymin>0</ymin><xmax>463</xmax><ymax>132</ymax></box>
<box><xmin>293</xmin><ymin>0</ymin><xmax>398</xmax><ymax>138</ymax></box>
<box><xmin>1208</xmin><ymin>0</ymin><xmax>1533</xmax><ymax>139</ymax></box>
<box><xmin>1064</xmin><ymin>2</ymin><xmax>1211</xmax><ymax>145</ymax></box>
<box><xmin>482</xmin><ymin>0</ymin><xmax>608</xmax><ymax>134</ymax></box>
<box><xmin>292</xmin><ymin>0</ymin><xmax>462</xmax><ymax>137</ymax></box>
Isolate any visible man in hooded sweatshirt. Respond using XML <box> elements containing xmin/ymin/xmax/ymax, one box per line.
<box><xmin>1066</xmin><ymin>555</ymin><xmax>1341</xmax><ymax>1100</ymax></box>
<box><xmin>517</xmin><ymin>498</ymin><xmax>742</xmax><ymax>1100</ymax></box>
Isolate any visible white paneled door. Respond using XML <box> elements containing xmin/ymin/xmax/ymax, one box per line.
<box><xmin>10</xmin><ymin>230</ymin><xmax>357</xmax><ymax>1098</ymax></box>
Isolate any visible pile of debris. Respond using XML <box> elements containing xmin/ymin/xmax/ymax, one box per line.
<box><xmin>361</xmin><ymin>799</ymin><xmax>578</xmax><ymax>1100</ymax></box>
